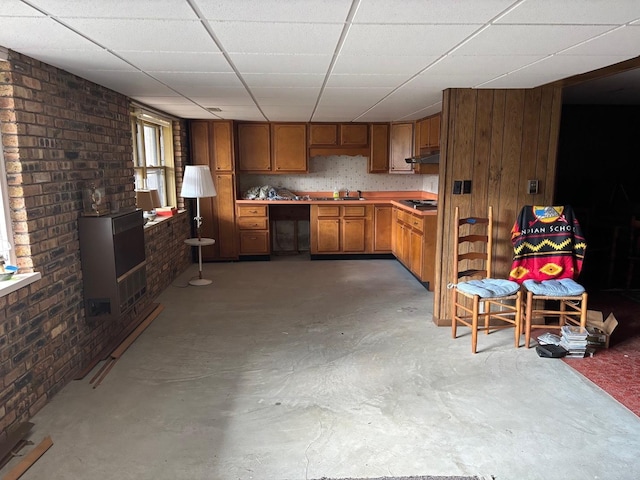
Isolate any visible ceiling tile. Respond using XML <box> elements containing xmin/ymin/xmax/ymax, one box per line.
<box><xmin>21</xmin><ymin>49</ymin><xmax>136</xmax><ymax>74</ymax></box>
<box><xmin>561</xmin><ymin>25</ymin><xmax>640</xmax><ymax>56</ymax></box>
<box><xmin>27</xmin><ymin>0</ymin><xmax>198</xmax><ymax>18</ymax></box>
<box><xmin>453</xmin><ymin>24</ymin><xmax>614</xmax><ymax>56</ymax></box>
<box><xmin>251</xmin><ymin>87</ymin><xmax>320</xmax><ymax>105</ymax></box>
<box><xmin>1</xmin><ymin>0</ymin><xmax>44</xmax><ymax>16</ymax></box>
<box><xmin>497</xmin><ymin>0</ymin><xmax>640</xmax><ymax>24</ymax></box>
<box><xmin>340</xmin><ymin>24</ymin><xmax>480</xmax><ymax>56</ymax></box>
<box><xmin>325</xmin><ymin>74</ymin><xmax>413</xmax><ymax>88</ymax></box>
<box><xmin>261</xmin><ymin>105</ymin><xmax>315</xmax><ymax>121</ymax></box>
<box><xmin>319</xmin><ymin>87</ymin><xmax>395</xmax><ymax>106</ymax></box>
<box><xmin>189</xmin><ymin>93</ymin><xmax>257</xmax><ymax>106</ymax></box>
<box><xmin>243</xmin><ymin>73</ymin><xmax>325</xmax><ymax>88</ymax></box>
<box><xmin>79</xmin><ymin>70</ymin><xmax>178</xmax><ymax>96</ymax></box>
<box><xmin>209</xmin><ymin>21</ymin><xmax>343</xmax><ymax>54</ymax></box>
<box><xmin>0</xmin><ymin>17</ymin><xmax>101</xmax><ymax>51</ymax></box>
<box><xmin>151</xmin><ymin>72</ymin><xmax>243</xmax><ymax>88</ymax></box>
<box><xmin>332</xmin><ymin>54</ymin><xmax>440</xmax><ymax>75</ymax></box>
<box><xmin>353</xmin><ymin>0</ymin><xmax>515</xmax><ymax>23</ymax></box>
<box><xmin>60</xmin><ymin>18</ymin><xmax>219</xmax><ymax>52</ymax></box>
<box><xmin>120</xmin><ymin>52</ymin><xmax>233</xmax><ymax>72</ymax></box>
<box><xmin>198</xmin><ymin>0</ymin><xmax>352</xmax><ymax>22</ymax></box>
<box><xmin>229</xmin><ymin>54</ymin><xmax>332</xmax><ymax>74</ymax></box>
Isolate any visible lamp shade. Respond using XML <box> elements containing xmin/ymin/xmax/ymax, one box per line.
<box><xmin>180</xmin><ymin>165</ymin><xmax>217</xmax><ymax>199</ymax></box>
<box><xmin>136</xmin><ymin>190</ymin><xmax>155</xmax><ymax>211</ymax></box>
<box><xmin>149</xmin><ymin>189</ymin><xmax>162</xmax><ymax>208</ymax></box>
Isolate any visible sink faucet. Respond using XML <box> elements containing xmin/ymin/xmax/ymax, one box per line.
<box><xmin>345</xmin><ymin>189</ymin><xmax>350</xmax><ymax>198</ymax></box>
<box><xmin>357</xmin><ymin>190</ymin><xmax>362</xmax><ymax>199</ymax></box>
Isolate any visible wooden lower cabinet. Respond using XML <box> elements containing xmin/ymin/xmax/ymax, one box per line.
<box><xmin>373</xmin><ymin>204</ymin><xmax>392</xmax><ymax>252</ymax></box>
<box><xmin>237</xmin><ymin>204</ymin><xmax>270</xmax><ymax>255</ymax></box>
<box><xmin>392</xmin><ymin>207</ymin><xmax>436</xmax><ymax>290</ymax></box>
<box><xmin>311</xmin><ymin>204</ymin><xmax>371</xmax><ymax>254</ymax></box>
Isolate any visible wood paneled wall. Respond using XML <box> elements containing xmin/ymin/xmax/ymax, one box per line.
<box><xmin>432</xmin><ymin>86</ymin><xmax>563</xmax><ymax>325</ymax></box>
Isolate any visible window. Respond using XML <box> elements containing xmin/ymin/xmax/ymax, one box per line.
<box><xmin>131</xmin><ymin>110</ymin><xmax>176</xmax><ymax>207</ymax></box>
<box><xmin>0</xmin><ymin>130</ymin><xmax>15</xmax><ymax>265</ymax></box>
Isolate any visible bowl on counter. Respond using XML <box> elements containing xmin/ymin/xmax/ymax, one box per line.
<box><xmin>1</xmin><ymin>265</ymin><xmax>18</xmax><ymax>281</ymax></box>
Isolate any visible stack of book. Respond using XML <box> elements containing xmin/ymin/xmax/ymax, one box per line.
<box><xmin>560</xmin><ymin>325</ymin><xmax>589</xmax><ymax>358</ymax></box>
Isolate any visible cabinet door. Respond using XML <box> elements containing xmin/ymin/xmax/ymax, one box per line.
<box><xmin>204</xmin><ymin>173</ymin><xmax>237</xmax><ymax>261</ymax></box>
<box><xmin>428</xmin><ymin>115</ymin><xmax>440</xmax><ymax>148</ymax></box>
<box><xmin>389</xmin><ymin>123</ymin><xmax>414</xmax><ymax>173</ymax></box>
<box><xmin>212</xmin><ymin>121</ymin><xmax>234</xmax><ymax>171</ymax></box>
<box><xmin>409</xmin><ymin>228</ymin><xmax>424</xmax><ymax>278</ymax></box>
<box><xmin>238</xmin><ymin>123</ymin><xmax>271</xmax><ymax>172</ymax></box>
<box><xmin>309</xmin><ymin>124</ymin><xmax>338</xmax><ymax>146</ymax></box>
<box><xmin>342</xmin><ymin>218</ymin><xmax>366</xmax><ymax>252</ymax></box>
<box><xmin>373</xmin><ymin>205</ymin><xmax>392</xmax><ymax>252</ymax></box>
<box><xmin>340</xmin><ymin>124</ymin><xmax>368</xmax><ymax>147</ymax></box>
<box><xmin>369</xmin><ymin>123</ymin><xmax>389</xmax><ymax>173</ymax></box>
<box><xmin>316</xmin><ymin>218</ymin><xmax>341</xmax><ymax>253</ymax></box>
<box><xmin>272</xmin><ymin>123</ymin><xmax>308</xmax><ymax>172</ymax></box>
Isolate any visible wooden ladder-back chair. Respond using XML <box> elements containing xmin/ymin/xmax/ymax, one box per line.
<box><xmin>509</xmin><ymin>205</ymin><xmax>588</xmax><ymax>347</ymax></box>
<box><xmin>451</xmin><ymin>206</ymin><xmax>522</xmax><ymax>354</ymax></box>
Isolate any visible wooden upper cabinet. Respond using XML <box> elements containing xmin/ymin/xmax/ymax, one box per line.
<box><xmin>389</xmin><ymin>122</ymin><xmax>415</xmax><ymax>173</ymax></box>
<box><xmin>190</xmin><ymin>120</ymin><xmax>234</xmax><ymax>172</ymax></box>
<box><xmin>369</xmin><ymin>123</ymin><xmax>389</xmax><ymax>173</ymax></box>
<box><xmin>340</xmin><ymin>124</ymin><xmax>368</xmax><ymax>147</ymax></box>
<box><xmin>212</xmin><ymin>121</ymin><xmax>234</xmax><ymax>171</ymax></box>
<box><xmin>238</xmin><ymin>122</ymin><xmax>307</xmax><ymax>173</ymax></box>
<box><xmin>418</xmin><ymin>114</ymin><xmax>441</xmax><ymax>151</ymax></box>
<box><xmin>308</xmin><ymin>123</ymin><xmax>369</xmax><ymax>148</ymax></box>
<box><xmin>237</xmin><ymin>123</ymin><xmax>271</xmax><ymax>172</ymax></box>
<box><xmin>272</xmin><ymin>123</ymin><xmax>308</xmax><ymax>173</ymax></box>
<box><xmin>309</xmin><ymin>124</ymin><xmax>338</xmax><ymax>146</ymax></box>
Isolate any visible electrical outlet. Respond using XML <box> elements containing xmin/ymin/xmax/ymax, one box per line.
<box><xmin>527</xmin><ymin>179</ymin><xmax>539</xmax><ymax>195</ymax></box>
<box><xmin>453</xmin><ymin>180</ymin><xmax>462</xmax><ymax>195</ymax></box>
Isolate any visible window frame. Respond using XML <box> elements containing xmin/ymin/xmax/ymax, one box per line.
<box><xmin>131</xmin><ymin>110</ymin><xmax>176</xmax><ymax>208</ymax></box>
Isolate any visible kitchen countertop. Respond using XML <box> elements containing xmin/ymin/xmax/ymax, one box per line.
<box><xmin>236</xmin><ymin>191</ymin><xmax>438</xmax><ymax>216</ymax></box>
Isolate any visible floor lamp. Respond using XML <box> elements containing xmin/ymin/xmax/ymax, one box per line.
<box><xmin>181</xmin><ymin>165</ymin><xmax>217</xmax><ymax>286</ymax></box>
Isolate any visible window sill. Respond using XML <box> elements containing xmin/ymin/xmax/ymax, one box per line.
<box><xmin>0</xmin><ymin>272</ymin><xmax>42</xmax><ymax>297</ymax></box>
<box><xmin>143</xmin><ymin>210</ymin><xmax>186</xmax><ymax>229</ymax></box>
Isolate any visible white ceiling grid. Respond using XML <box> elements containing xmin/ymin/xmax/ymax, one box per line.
<box><xmin>0</xmin><ymin>0</ymin><xmax>639</xmax><ymax>121</ymax></box>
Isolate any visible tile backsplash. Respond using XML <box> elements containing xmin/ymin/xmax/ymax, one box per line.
<box><xmin>238</xmin><ymin>155</ymin><xmax>438</xmax><ymax>195</ymax></box>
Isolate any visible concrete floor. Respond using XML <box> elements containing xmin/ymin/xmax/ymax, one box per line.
<box><xmin>4</xmin><ymin>257</ymin><xmax>640</xmax><ymax>480</ymax></box>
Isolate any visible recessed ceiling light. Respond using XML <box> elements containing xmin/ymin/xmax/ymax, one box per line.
<box><xmin>206</xmin><ymin>107</ymin><xmax>222</xmax><ymax>112</ymax></box>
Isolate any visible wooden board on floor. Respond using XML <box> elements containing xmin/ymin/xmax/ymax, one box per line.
<box><xmin>2</xmin><ymin>435</ymin><xmax>52</xmax><ymax>480</ymax></box>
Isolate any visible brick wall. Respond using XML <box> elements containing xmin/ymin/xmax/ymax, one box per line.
<box><xmin>0</xmin><ymin>51</ymin><xmax>191</xmax><ymax>439</ymax></box>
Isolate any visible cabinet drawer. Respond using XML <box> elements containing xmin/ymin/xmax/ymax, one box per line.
<box><xmin>239</xmin><ymin>231</ymin><xmax>270</xmax><ymax>254</ymax></box>
<box><xmin>237</xmin><ymin>205</ymin><xmax>267</xmax><ymax>217</ymax></box>
<box><xmin>343</xmin><ymin>205</ymin><xmax>366</xmax><ymax>217</ymax></box>
<box><xmin>316</xmin><ymin>206</ymin><xmax>340</xmax><ymax>217</ymax></box>
<box><xmin>237</xmin><ymin>217</ymin><xmax>268</xmax><ymax>230</ymax></box>
<box><xmin>397</xmin><ymin>210</ymin><xmax>412</xmax><ymax>225</ymax></box>
<box><xmin>409</xmin><ymin>215</ymin><xmax>424</xmax><ymax>233</ymax></box>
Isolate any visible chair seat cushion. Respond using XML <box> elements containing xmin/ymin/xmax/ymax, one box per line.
<box><xmin>456</xmin><ymin>278</ymin><xmax>520</xmax><ymax>298</ymax></box>
<box><xmin>522</xmin><ymin>278</ymin><xmax>585</xmax><ymax>296</ymax></box>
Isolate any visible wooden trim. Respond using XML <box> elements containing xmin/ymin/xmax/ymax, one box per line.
<box><xmin>3</xmin><ymin>436</ymin><xmax>53</xmax><ymax>480</ymax></box>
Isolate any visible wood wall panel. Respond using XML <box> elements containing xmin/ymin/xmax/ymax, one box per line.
<box><xmin>433</xmin><ymin>86</ymin><xmax>562</xmax><ymax>325</ymax></box>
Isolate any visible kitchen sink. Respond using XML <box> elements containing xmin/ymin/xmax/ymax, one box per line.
<box><xmin>338</xmin><ymin>197</ymin><xmax>365</xmax><ymax>200</ymax></box>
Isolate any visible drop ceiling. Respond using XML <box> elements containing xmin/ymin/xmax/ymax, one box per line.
<box><xmin>1</xmin><ymin>0</ymin><xmax>640</xmax><ymax>121</ymax></box>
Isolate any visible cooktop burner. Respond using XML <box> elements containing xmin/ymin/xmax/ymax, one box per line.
<box><xmin>400</xmin><ymin>199</ymin><xmax>438</xmax><ymax>210</ymax></box>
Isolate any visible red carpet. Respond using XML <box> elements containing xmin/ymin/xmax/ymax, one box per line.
<box><xmin>561</xmin><ymin>291</ymin><xmax>640</xmax><ymax>417</ymax></box>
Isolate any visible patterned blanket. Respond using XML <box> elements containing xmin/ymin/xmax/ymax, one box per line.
<box><xmin>509</xmin><ymin>205</ymin><xmax>586</xmax><ymax>283</ymax></box>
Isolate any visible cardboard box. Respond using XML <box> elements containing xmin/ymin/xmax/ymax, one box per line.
<box><xmin>585</xmin><ymin>310</ymin><xmax>618</xmax><ymax>348</ymax></box>
<box><xmin>156</xmin><ymin>207</ymin><xmax>177</xmax><ymax>217</ymax></box>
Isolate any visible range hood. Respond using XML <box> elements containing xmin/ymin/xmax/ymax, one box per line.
<box><xmin>405</xmin><ymin>150</ymin><xmax>440</xmax><ymax>164</ymax></box>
